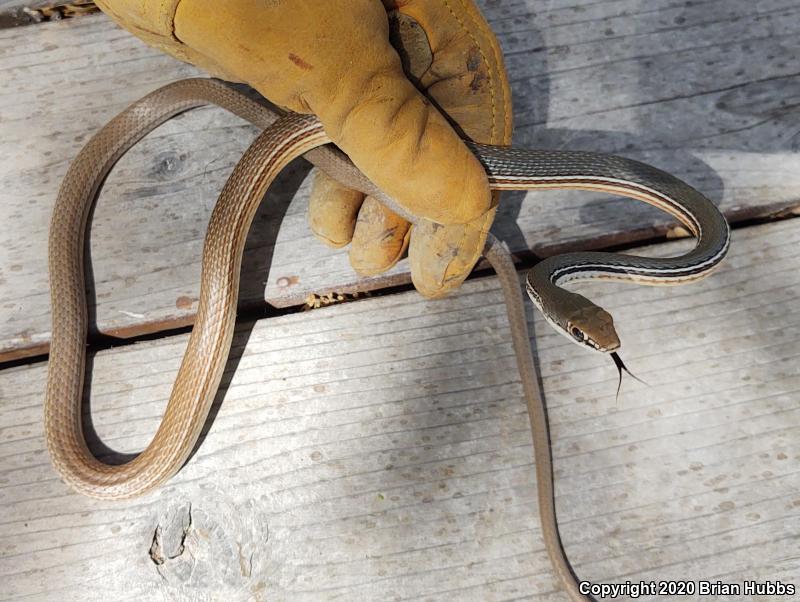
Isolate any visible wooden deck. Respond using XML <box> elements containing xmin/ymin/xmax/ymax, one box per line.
<box><xmin>3</xmin><ymin>0</ymin><xmax>800</xmax><ymax>361</ymax></box>
<box><xmin>1</xmin><ymin>1</ymin><xmax>799</xmax><ymax>600</ymax></box>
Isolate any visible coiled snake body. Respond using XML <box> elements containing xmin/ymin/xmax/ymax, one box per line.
<box><xmin>45</xmin><ymin>79</ymin><xmax>730</xmax><ymax>601</ymax></box>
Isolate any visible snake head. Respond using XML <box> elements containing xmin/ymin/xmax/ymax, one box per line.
<box><xmin>562</xmin><ymin>296</ymin><xmax>620</xmax><ymax>353</ymax></box>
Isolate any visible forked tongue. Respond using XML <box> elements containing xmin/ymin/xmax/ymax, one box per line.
<box><xmin>610</xmin><ymin>352</ymin><xmax>648</xmax><ymax>400</ymax></box>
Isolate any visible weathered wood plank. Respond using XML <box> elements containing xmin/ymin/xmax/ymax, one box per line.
<box><xmin>0</xmin><ymin>0</ymin><xmax>93</xmax><ymax>12</ymax></box>
<box><xmin>0</xmin><ymin>0</ymin><xmax>51</xmax><ymax>14</ymax></box>
<box><xmin>0</xmin><ymin>0</ymin><xmax>52</xmax><ymax>8</ymax></box>
<box><xmin>0</xmin><ymin>0</ymin><xmax>97</xmax><ymax>27</ymax></box>
<box><xmin>3</xmin><ymin>0</ymin><xmax>800</xmax><ymax>361</ymax></box>
<box><xmin>1</xmin><ymin>219</ymin><xmax>798</xmax><ymax>600</ymax></box>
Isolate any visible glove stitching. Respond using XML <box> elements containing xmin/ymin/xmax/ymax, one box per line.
<box><xmin>453</xmin><ymin>0</ymin><xmax>511</xmax><ymax>144</ymax></box>
<box><xmin>441</xmin><ymin>0</ymin><xmax>497</xmax><ymax>144</ymax></box>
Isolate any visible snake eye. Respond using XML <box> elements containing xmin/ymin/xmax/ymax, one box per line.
<box><xmin>570</xmin><ymin>326</ymin><xmax>585</xmax><ymax>342</ymax></box>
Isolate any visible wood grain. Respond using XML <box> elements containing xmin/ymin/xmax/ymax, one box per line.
<box><xmin>0</xmin><ymin>0</ymin><xmax>97</xmax><ymax>27</ymax></box>
<box><xmin>0</xmin><ymin>0</ymin><xmax>55</xmax><ymax>8</ymax></box>
<box><xmin>3</xmin><ymin>0</ymin><xmax>800</xmax><ymax>361</ymax></box>
<box><xmin>1</xmin><ymin>219</ymin><xmax>798</xmax><ymax>600</ymax></box>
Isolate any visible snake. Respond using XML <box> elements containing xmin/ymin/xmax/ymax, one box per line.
<box><xmin>45</xmin><ymin>78</ymin><xmax>730</xmax><ymax>601</ymax></box>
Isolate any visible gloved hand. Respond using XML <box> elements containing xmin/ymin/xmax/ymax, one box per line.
<box><xmin>94</xmin><ymin>0</ymin><xmax>512</xmax><ymax>297</ymax></box>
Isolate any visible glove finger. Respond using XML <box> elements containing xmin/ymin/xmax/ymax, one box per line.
<box><xmin>409</xmin><ymin>206</ymin><xmax>497</xmax><ymax>299</ymax></box>
<box><xmin>171</xmin><ymin>0</ymin><xmax>491</xmax><ymax>225</ymax></box>
<box><xmin>308</xmin><ymin>170</ymin><xmax>364</xmax><ymax>248</ymax></box>
<box><xmin>392</xmin><ymin>0</ymin><xmax>514</xmax><ymax>147</ymax></box>
<box><xmin>349</xmin><ymin>196</ymin><xmax>412</xmax><ymax>276</ymax></box>
<box><xmin>295</xmin><ymin>14</ymin><xmax>490</xmax><ymax>226</ymax></box>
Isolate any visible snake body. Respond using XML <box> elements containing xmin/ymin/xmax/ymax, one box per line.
<box><xmin>45</xmin><ymin>79</ymin><xmax>729</xmax><ymax>601</ymax></box>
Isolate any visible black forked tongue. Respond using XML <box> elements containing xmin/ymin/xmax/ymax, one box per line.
<box><xmin>610</xmin><ymin>352</ymin><xmax>648</xmax><ymax>400</ymax></box>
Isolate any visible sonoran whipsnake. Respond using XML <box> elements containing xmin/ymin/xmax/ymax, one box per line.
<box><xmin>45</xmin><ymin>78</ymin><xmax>730</xmax><ymax>601</ymax></box>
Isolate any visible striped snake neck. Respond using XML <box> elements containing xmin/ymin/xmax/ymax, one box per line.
<box><xmin>466</xmin><ymin>141</ymin><xmax>730</xmax><ymax>287</ymax></box>
<box><xmin>465</xmin><ymin>141</ymin><xmax>730</xmax><ymax>352</ymax></box>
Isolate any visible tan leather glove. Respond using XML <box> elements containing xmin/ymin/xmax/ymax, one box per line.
<box><xmin>94</xmin><ymin>0</ymin><xmax>512</xmax><ymax>297</ymax></box>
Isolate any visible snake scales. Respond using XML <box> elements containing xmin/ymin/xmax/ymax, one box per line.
<box><xmin>45</xmin><ymin>78</ymin><xmax>729</xmax><ymax>601</ymax></box>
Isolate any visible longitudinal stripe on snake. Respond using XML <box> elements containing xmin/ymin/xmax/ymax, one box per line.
<box><xmin>44</xmin><ymin>78</ymin><xmax>730</xmax><ymax>602</ymax></box>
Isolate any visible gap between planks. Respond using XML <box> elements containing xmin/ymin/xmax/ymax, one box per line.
<box><xmin>0</xmin><ymin>219</ymin><xmax>798</xmax><ymax>600</ymax></box>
